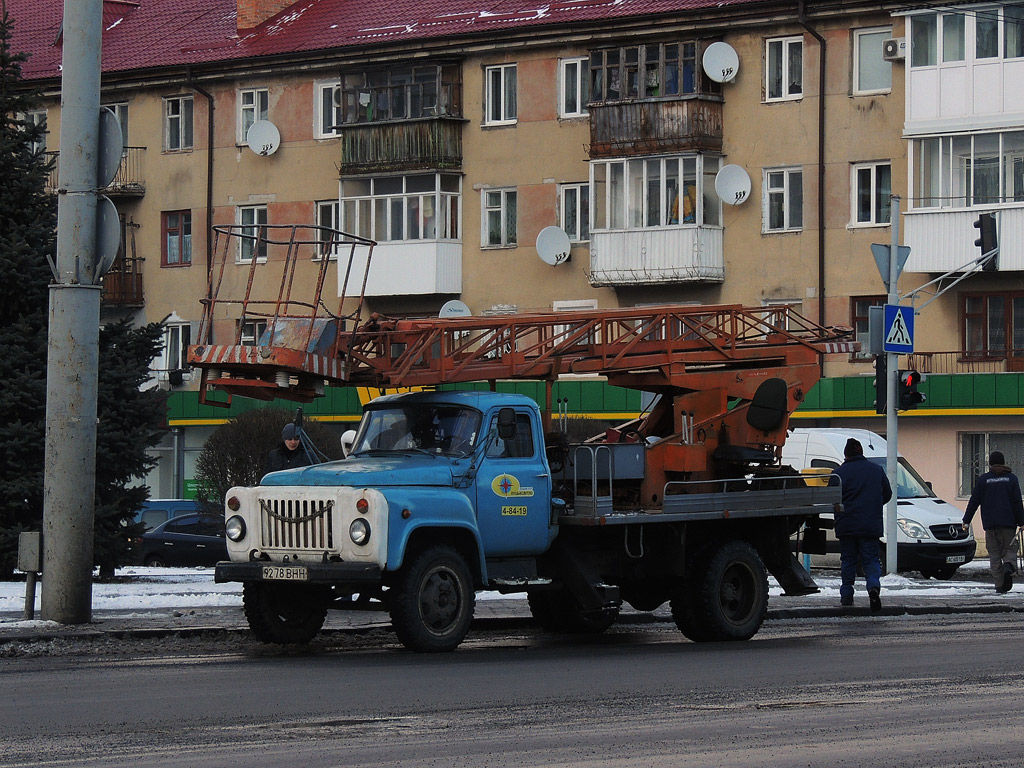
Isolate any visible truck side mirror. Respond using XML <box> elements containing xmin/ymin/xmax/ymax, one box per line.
<box><xmin>497</xmin><ymin>408</ymin><xmax>517</xmax><ymax>441</ymax></box>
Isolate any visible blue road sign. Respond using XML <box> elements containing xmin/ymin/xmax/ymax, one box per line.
<box><xmin>883</xmin><ymin>304</ymin><xmax>914</xmax><ymax>354</ymax></box>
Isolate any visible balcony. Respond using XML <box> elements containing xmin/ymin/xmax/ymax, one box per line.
<box><xmin>901</xmin><ymin>351</ymin><xmax>1024</xmax><ymax>374</ymax></box>
<box><xmin>588</xmin><ymin>227</ymin><xmax>724</xmax><ymax>286</ymax></box>
<box><xmin>45</xmin><ymin>147</ymin><xmax>146</xmax><ymax>196</ymax></box>
<box><xmin>338</xmin><ymin>118</ymin><xmax>464</xmax><ymax>175</ymax></box>
<box><xmin>904</xmin><ymin>206</ymin><xmax>1024</xmax><ymax>273</ymax></box>
<box><xmin>340</xmin><ymin>240</ymin><xmax>461</xmax><ymax>296</ymax></box>
<box><xmin>588</xmin><ymin>98</ymin><xmax>722</xmax><ymax>158</ymax></box>
<box><xmin>101</xmin><ymin>252</ymin><xmax>144</xmax><ymax>307</ymax></box>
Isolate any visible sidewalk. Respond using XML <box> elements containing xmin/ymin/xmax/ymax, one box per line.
<box><xmin>2</xmin><ymin>563</ymin><xmax>1022</xmax><ymax>646</ymax></box>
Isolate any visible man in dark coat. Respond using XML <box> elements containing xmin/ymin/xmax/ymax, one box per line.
<box><xmin>834</xmin><ymin>437</ymin><xmax>892</xmax><ymax>611</ymax></box>
<box><xmin>266</xmin><ymin>422</ymin><xmax>311</xmax><ymax>473</ymax></box>
<box><xmin>962</xmin><ymin>451</ymin><xmax>1024</xmax><ymax>593</ymax></box>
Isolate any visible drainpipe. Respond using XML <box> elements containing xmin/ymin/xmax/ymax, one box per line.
<box><xmin>187</xmin><ymin>70</ymin><xmax>216</xmax><ymax>344</ymax></box>
<box><xmin>798</xmin><ymin>1</ymin><xmax>827</xmax><ymax>376</ymax></box>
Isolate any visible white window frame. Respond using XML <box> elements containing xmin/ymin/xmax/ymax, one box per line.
<box><xmin>315</xmin><ymin>80</ymin><xmax>342</xmax><ymax>138</ymax></box>
<box><xmin>239</xmin><ymin>88</ymin><xmax>269</xmax><ymax>145</ymax></box>
<box><xmin>240</xmin><ymin>319</ymin><xmax>268</xmax><ymax>346</ymax></box>
<box><xmin>765</xmin><ymin>36</ymin><xmax>803</xmax><ymax>102</ymax></box>
<box><xmin>853</xmin><ymin>27</ymin><xmax>893</xmax><ymax>95</ymax></box>
<box><xmin>553</xmin><ymin>299</ymin><xmax>599</xmax><ymax>347</ymax></box>
<box><xmin>238</xmin><ymin>205</ymin><xmax>269</xmax><ymax>262</ymax></box>
<box><xmin>559</xmin><ymin>183</ymin><xmax>590</xmax><ymax>242</ymax></box>
<box><xmin>851</xmin><ymin>162</ymin><xmax>892</xmax><ymax>226</ymax></box>
<box><xmin>761</xmin><ymin>299</ymin><xmax>801</xmax><ymax>331</ymax></box>
<box><xmin>340</xmin><ymin>173</ymin><xmax>461</xmax><ymax>243</ymax></box>
<box><xmin>484</xmin><ymin>63</ymin><xmax>517</xmax><ymax>125</ymax></box>
<box><xmin>481</xmin><ymin>187</ymin><xmax>517</xmax><ymax>247</ymax></box>
<box><xmin>558</xmin><ymin>57</ymin><xmax>589</xmax><ymax>118</ymax></box>
<box><xmin>22</xmin><ymin>109</ymin><xmax>47</xmax><ymax>155</ymax></box>
<box><xmin>315</xmin><ymin>200</ymin><xmax>340</xmax><ymax>261</ymax></box>
<box><xmin>164</xmin><ymin>95</ymin><xmax>193</xmax><ymax>151</ymax></box>
<box><xmin>161</xmin><ymin>322</ymin><xmax>192</xmax><ymax>374</ymax></box>
<box><xmin>763</xmin><ymin>167</ymin><xmax>803</xmax><ymax>233</ymax></box>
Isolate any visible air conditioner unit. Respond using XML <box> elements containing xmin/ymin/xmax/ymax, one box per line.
<box><xmin>882</xmin><ymin>37</ymin><xmax>906</xmax><ymax>61</ymax></box>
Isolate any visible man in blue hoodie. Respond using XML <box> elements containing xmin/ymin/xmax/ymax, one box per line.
<box><xmin>834</xmin><ymin>437</ymin><xmax>893</xmax><ymax>612</ymax></box>
<box><xmin>962</xmin><ymin>451</ymin><xmax>1024</xmax><ymax>593</ymax></box>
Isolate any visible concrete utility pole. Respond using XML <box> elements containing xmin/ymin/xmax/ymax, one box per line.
<box><xmin>885</xmin><ymin>197</ymin><xmax>900</xmax><ymax>576</ymax></box>
<box><xmin>41</xmin><ymin>0</ymin><xmax>103</xmax><ymax>623</ymax></box>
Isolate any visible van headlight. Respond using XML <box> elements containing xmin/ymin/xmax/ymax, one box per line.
<box><xmin>897</xmin><ymin>517</ymin><xmax>931</xmax><ymax>539</ymax></box>
<box><xmin>349</xmin><ymin>518</ymin><xmax>371</xmax><ymax>546</ymax></box>
<box><xmin>225</xmin><ymin>516</ymin><xmax>246</xmax><ymax>542</ymax></box>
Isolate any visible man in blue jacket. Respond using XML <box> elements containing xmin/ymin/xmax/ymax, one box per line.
<box><xmin>962</xmin><ymin>451</ymin><xmax>1024</xmax><ymax>593</ymax></box>
<box><xmin>834</xmin><ymin>438</ymin><xmax>892</xmax><ymax>611</ymax></box>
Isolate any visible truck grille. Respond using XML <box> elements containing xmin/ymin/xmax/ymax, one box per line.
<box><xmin>259</xmin><ymin>498</ymin><xmax>335</xmax><ymax>550</ymax></box>
<box><xmin>930</xmin><ymin>524</ymin><xmax>970</xmax><ymax>542</ymax></box>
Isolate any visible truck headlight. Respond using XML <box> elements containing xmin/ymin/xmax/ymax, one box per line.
<box><xmin>225</xmin><ymin>515</ymin><xmax>246</xmax><ymax>542</ymax></box>
<box><xmin>349</xmin><ymin>518</ymin><xmax>371</xmax><ymax>546</ymax></box>
<box><xmin>897</xmin><ymin>517</ymin><xmax>931</xmax><ymax>539</ymax></box>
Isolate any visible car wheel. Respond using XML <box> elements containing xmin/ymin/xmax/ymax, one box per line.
<box><xmin>389</xmin><ymin>545</ymin><xmax>475</xmax><ymax>653</ymax></box>
<box><xmin>143</xmin><ymin>554</ymin><xmax>167</xmax><ymax>568</ymax></box>
<box><xmin>242</xmin><ymin>582</ymin><xmax>328</xmax><ymax>645</ymax></box>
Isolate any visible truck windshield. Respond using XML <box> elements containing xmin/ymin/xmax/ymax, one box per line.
<box><xmin>350</xmin><ymin>405</ymin><xmax>482</xmax><ymax>458</ymax></box>
<box><xmin>867</xmin><ymin>456</ymin><xmax>936</xmax><ymax>499</ymax></box>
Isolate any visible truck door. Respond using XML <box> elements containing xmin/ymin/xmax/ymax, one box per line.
<box><xmin>475</xmin><ymin>409</ymin><xmax>552</xmax><ymax>556</ymax></box>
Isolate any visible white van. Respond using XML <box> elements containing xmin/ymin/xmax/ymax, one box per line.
<box><xmin>782</xmin><ymin>428</ymin><xmax>976</xmax><ymax>579</ymax></box>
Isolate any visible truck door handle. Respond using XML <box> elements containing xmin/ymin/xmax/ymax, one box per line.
<box><xmin>536</xmin><ymin>473</ymin><xmax>549</xmax><ymax>478</ymax></box>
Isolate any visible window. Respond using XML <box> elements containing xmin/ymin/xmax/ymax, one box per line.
<box><xmin>977</xmin><ymin>8</ymin><xmax>999</xmax><ymax>59</ymax></box>
<box><xmin>591</xmin><ymin>154</ymin><xmax>721</xmax><ymax>231</ymax></box>
<box><xmin>316</xmin><ymin>200</ymin><xmax>340</xmax><ymax>259</ymax></box>
<box><xmin>910</xmin><ymin>14</ymin><xmax>937</xmax><ymax>67</ymax></box>
<box><xmin>485</xmin><ymin>412</ymin><xmax>535</xmax><ymax>458</ymax></box>
<box><xmin>162</xmin><ymin>323</ymin><xmax>191</xmax><ymax>372</ymax></box>
<box><xmin>852</xmin><ymin>162</ymin><xmax>892</xmax><ymax>225</ymax></box>
<box><xmin>22</xmin><ymin>109</ymin><xmax>47</xmax><ymax>155</ymax></box>
<box><xmin>484</xmin><ymin>64</ymin><xmax>517</xmax><ymax>125</ymax></box>
<box><xmin>238</xmin><ymin>205</ymin><xmax>268</xmax><ymax>262</ymax></box>
<box><xmin>960</xmin><ymin>432</ymin><xmax>1024</xmax><ymax>497</ymax></box>
<box><xmin>852</xmin><ymin>296</ymin><xmax>886</xmax><ymax>359</ymax></box>
<box><xmin>588</xmin><ymin>41</ymin><xmax>715</xmax><ymax>102</ymax></box>
<box><xmin>963</xmin><ymin>292</ymin><xmax>1024</xmax><ymax>358</ymax></box>
<box><xmin>559</xmin><ymin>57</ymin><xmax>589</xmax><ymax>117</ymax></box>
<box><xmin>766</xmin><ymin>36</ymin><xmax>803</xmax><ymax>101</ymax></box>
<box><xmin>559</xmin><ymin>183</ymin><xmax>590</xmax><ymax>242</ymax></box>
<box><xmin>763</xmin><ymin>167</ymin><xmax>803</xmax><ymax>232</ymax></box>
<box><xmin>103</xmin><ymin>103</ymin><xmax>129</xmax><ymax>151</ymax></box>
<box><xmin>240</xmin><ymin>319</ymin><xmax>267</xmax><ymax>346</ymax></box>
<box><xmin>341</xmin><ymin>63</ymin><xmax>461</xmax><ymax>124</ymax></box>
<box><xmin>853</xmin><ymin>28</ymin><xmax>892</xmax><ymax>94</ymax></box>
<box><xmin>341</xmin><ymin>173</ymin><xmax>460</xmax><ymax>242</ymax></box>
<box><xmin>164</xmin><ymin>96</ymin><xmax>193</xmax><ymax>151</ymax></box>
<box><xmin>239</xmin><ymin>88</ymin><xmax>269</xmax><ymax>144</ymax></box>
<box><xmin>161</xmin><ymin>211</ymin><xmax>192</xmax><ymax>267</ymax></box>
<box><xmin>912</xmin><ymin>131</ymin><xmax>1024</xmax><ymax>209</ymax></box>
<box><xmin>482</xmin><ymin>188</ymin><xmax>517</xmax><ymax>246</ymax></box>
<box><xmin>761</xmin><ymin>299</ymin><xmax>801</xmax><ymax>331</ymax></box>
<box><xmin>553</xmin><ymin>299</ymin><xmax>599</xmax><ymax>346</ymax></box>
<box><xmin>1006</xmin><ymin>5</ymin><xmax>1024</xmax><ymax>59</ymax></box>
<box><xmin>316</xmin><ymin>81</ymin><xmax>342</xmax><ymax>137</ymax></box>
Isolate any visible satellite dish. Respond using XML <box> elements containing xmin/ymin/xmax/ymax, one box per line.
<box><xmin>246</xmin><ymin>120</ymin><xmax>281</xmax><ymax>156</ymax></box>
<box><xmin>94</xmin><ymin>194</ymin><xmax>122</xmax><ymax>281</ymax></box>
<box><xmin>439</xmin><ymin>299</ymin><xmax>472</xmax><ymax>318</ymax></box>
<box><xmin>97</xmin><ymin>107</ymin><xmax>124</xmax><ymax>187</ymax></box>
<box><xmin>715</xmin><ymin>164</ymin><xmax>752</xmax><ymax>206</ymax></box>
<box><xmin>702</xmin><ymin>42</ymin><xmax>740</xmax><ymax>84</ymax></box>
<box><xmin>536</xmin><ymin>225</ymin><xmax>571</xmax><ymax>266</ymax></box>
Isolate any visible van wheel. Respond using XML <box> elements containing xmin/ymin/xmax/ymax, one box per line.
<box><xmin>674</xmin><ymin>541</ymin><xmax>768</xmax><ymax>642</ymax></box>
<box><xmin>921</xmin><ymin>566</ymin><xmax>958</xmax><ymax>580</ymax></box>
<box><xmin>528</xmin><ymin>589</ymin><xmax>618</xmax><ymax>634</ymax></box>
<box><xmin>390</xmin><ymin>545</ymin><xmax>475</xmax><ymax>653</ymax></box>
<box><xmin>243</xmin><ymin>582</ymin><xmax>327</xmax><ymax>644</ymax></box>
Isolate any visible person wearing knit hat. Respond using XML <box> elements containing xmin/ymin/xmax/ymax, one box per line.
<box><xmin>266</xmin><ymin>422</ymin><xmax>311</xmax><ymax>473</ymax></box>
<box><xmin>962</xmin><ymin>450</ymin><xmax>1024</xmax><ymax>593</ymax></box>
<box><xmin>833</xmin><ymin>435</ymin><xmax>892</xmax><ymax>612</ymax></box>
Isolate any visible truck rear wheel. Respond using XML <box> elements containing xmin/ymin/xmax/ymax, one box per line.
<box><xmin>528</xmin><ymin>589</ymin><xmax>618</xmax><ymax>634</ymax></box>
<box><xmin>390</xmin><ymin>545</ymin><xmax>475</xmax><ymax>653</ymax></box>
<box><xmin>243</xmin><ymin>582</ymin><xmax>328</xmax><ymax>645</ymax></box>
<box><xmin>672</xmin><ymin>541</ymin><xmax>767</xmax><ymax>642</ymax></box>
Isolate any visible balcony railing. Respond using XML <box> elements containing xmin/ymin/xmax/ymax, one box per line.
<box><xmin>588</xmin><ymin>227</ymin><xmax>724</xmax><ymax>286</ymax></box>
<box><xmin>338</xmin><ymin>117</ymin><xmax>464</xmax><ymax>174</ymax></box>
<box><xmin>44</xmin><ymin>147</ymin><xmax>146</xmax><ymax>196</ymax></box>
<box><xmin>900</xmin><ymin>351</ymin><xmax>1024</xmax><ymax>374</ymax></box>
<box><xmin>588</xmin><ymin>98</ymin><xmax>723</xmax><ymax>158</ymax></box>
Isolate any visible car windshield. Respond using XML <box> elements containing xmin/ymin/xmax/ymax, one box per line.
<box><xmin>868</xmin><ymin>456</ymin><xmax>935</xmax><ymax>499</ymax></box>
<box><xmin>350</xmin><ymin>404</ymin><xmax>482</xmax><ymax>458</ymax></box>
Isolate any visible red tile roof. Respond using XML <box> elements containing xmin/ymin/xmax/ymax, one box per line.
<box><xmin>8</xmin><ymin>0</ymin><xmax>761</xmax><ymax>81</ymax></box>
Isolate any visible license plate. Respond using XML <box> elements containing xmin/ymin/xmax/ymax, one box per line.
<box><xmin>946</xmin><ymin>555</ymin><xmax>966</xmax><ymax>564</ymax></box>
<box><xmin>262</xmin><ymin>565</ymin><xmax>308</xmax><ymax>581</ymax></box>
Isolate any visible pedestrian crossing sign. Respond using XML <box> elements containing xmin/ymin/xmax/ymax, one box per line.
<box><xmin>883</xmin><ymin>304</ymin><xmax>914</xmax><ymax>354</ymax></box>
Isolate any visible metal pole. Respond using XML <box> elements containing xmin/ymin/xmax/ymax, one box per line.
<box><xmin>885</xmin><ymin>196</ymin><xmax>900</xmax><ymax>575</ymax></box>
<box><xmin>41</xmin><ymin>0</ymin><xmax>103</xmax><ymax>624</ymax></box>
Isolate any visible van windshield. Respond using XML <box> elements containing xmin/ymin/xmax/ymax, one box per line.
<box><xmin>867</xmin><ymin>456</ymin><xmax>935</xmax><ymax>499</ymax></box>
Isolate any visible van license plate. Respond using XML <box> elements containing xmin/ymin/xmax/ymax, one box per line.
<box><xmin>262</xmin><ymin>565</ymin><xmax>308</xmax><ymax>581</ymax></box>
<box><xmin>945</xmin><ymin>555</ymin><xmax>966</xmax><ymax>564</ymax></box>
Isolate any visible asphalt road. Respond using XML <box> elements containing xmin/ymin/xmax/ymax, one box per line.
<box><xmin>2</xmin><ymin>612</ymin><xmax>1023</xmax><ymax>768</ymax></box>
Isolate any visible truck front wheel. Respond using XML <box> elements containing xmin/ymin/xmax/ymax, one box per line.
<box><xmin>243</xmin><ymin>582</ymin><xmax>328</xmax><ymax>645</ymax></box>
<box><xmin>390</xmin><ymin>545</ymin><xmax>475</xmax><ymax>653</ymax></box>
<box><xmin>673</xmin><ymin>541</ymin><xmax>768</xmax><ymax>642</ymax></box>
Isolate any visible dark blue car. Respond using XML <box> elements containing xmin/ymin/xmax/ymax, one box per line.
<box><xmin>135</xmin><ymin>513</ymin><xmax>227</xmax><ymax>567</ymax></box>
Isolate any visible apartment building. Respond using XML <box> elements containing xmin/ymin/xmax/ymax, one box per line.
<box><xmin>10</xmin><ymin>0</ymin><xmax>1022</xmax><ymax>511</ymax></box>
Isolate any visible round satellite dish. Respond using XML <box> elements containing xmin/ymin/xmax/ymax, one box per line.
<box><xmin>94</xmin><ymin>194</ymin><xmax>122</xmax><ymax>281</ymax></box>
<box><xmin>536</xmin><ymin>225</ymin><xmax>572</xmax><ymax>266</ymax></box>
<box><xmin>97</xmin><ymin>107</ymin><xmax>124</xmax><ymax>187</ymax></box>
<box><xmin>702</xmin><ymin>42</ymin><xmax>740</xmax><ymax>84</ymax></box>
<box><xmin>715</xmin><ymin>164</ymin><xmax>752</xmax><ymax>206</ymax></box>
<box><xmin>439</xmin><ymin>299</ymin><xmax>472</xmax><ymax>318</ymax></box>
<box><xmin>246</xmin><ymin>120</ymin><xmax>281</xmax><ymax>156</ymax></box>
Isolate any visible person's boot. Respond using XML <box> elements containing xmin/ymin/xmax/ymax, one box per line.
<box><xmin>868</xmin><ymin>588</ymin><xmax>882</xmax><ymax>613</ymax></box>
<box><xmin>999</xmin><ymin>563</ymin><xmax>1015</xmax><ymax>593</ymax></box>
<box><xmin>840</xmin><ymin>594</ymin><xmax>853</xmax><ymax>607</ymax></box>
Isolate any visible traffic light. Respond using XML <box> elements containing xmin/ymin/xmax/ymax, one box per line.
<box><xmin>873</xmin><ymin>354</ymin><xmax>887</xmax><ymax>415</ymax></box>
<box><xmin>898</xmin><ymin>370</ymin><xmax>925</xmax><ymax>410</ymax></box>
<box><xmin>973</xmin><ymin>212</ymin><xmax>998</xmax><ymax>271</ymax></box>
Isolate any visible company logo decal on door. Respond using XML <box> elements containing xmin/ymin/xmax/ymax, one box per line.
<box><xmin>491</xmin><ymin>474</ymin><xmax>534</xmax><ymax>498</ymax></box>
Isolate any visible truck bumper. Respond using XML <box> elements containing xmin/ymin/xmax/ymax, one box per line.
<box><xmin>215</xmin><ymin>561</ymin><xmax>383</xmax><ymax>585</ymax></box>
<box><xmin>896</xmin><ymin>541</ymin><xmax>977</xmax><ymax>572</ymax></box>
